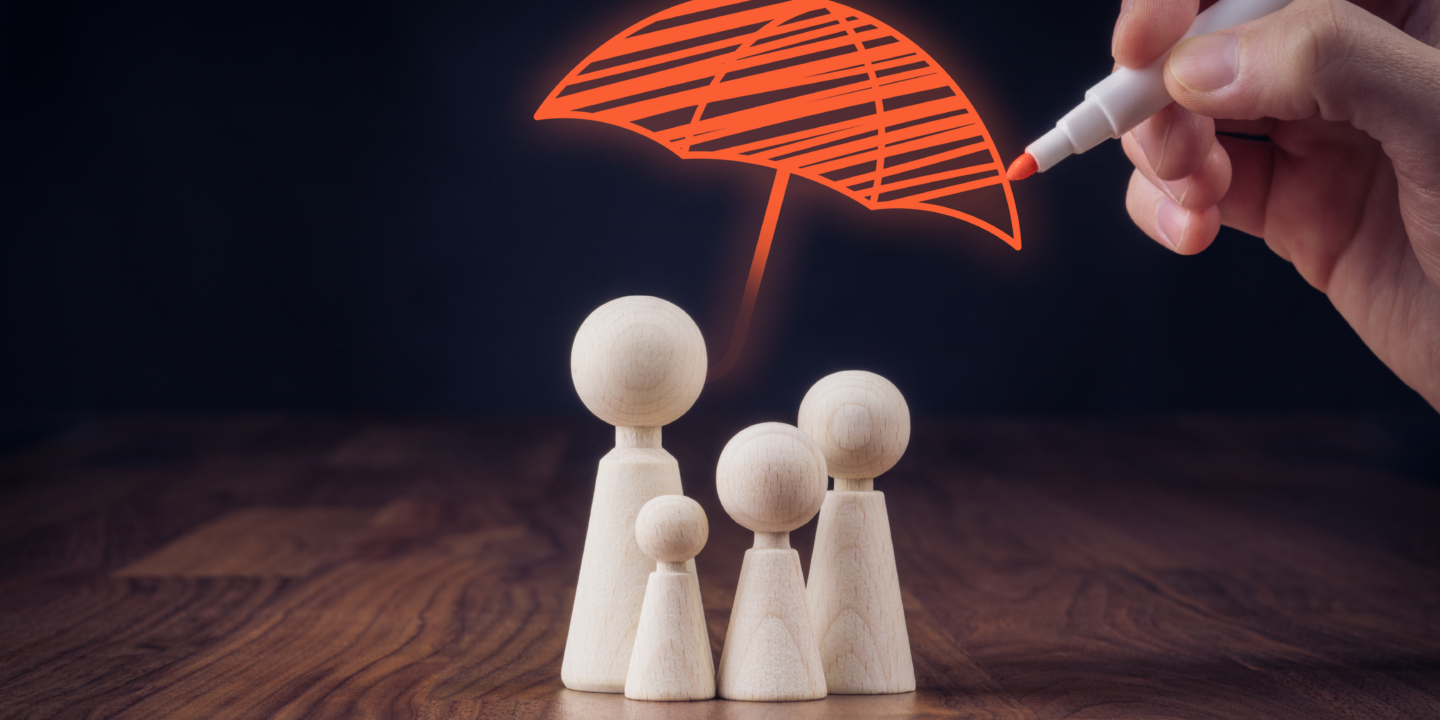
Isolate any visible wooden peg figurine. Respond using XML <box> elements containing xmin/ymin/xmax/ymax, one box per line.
<box><xmin>625</xmin><ymin>495</ymin><xmax>715</xmax><ymax>701</ymax></box>
<box><xmin>798</xmin><ymin>371</ymin><xmax>915</xmax><ymax>694</ymax></box>
<box><xmin>714</xmin><ymin>423</ymin><xmax>829</xmax><ymax>702</ymax></box>
<box><xmin>561</xmin><ymin>296</ymin><xmax>708</xmax><ymax>693</ymax></box>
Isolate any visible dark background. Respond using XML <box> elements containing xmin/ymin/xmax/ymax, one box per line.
<box><xmin>2</xmin><ymin>0</ymin><xmax>1435</xmax><ymax>433</ymax></box>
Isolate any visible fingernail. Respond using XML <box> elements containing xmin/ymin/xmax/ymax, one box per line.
<box><xmin>1156</xmin><ymin>197</ymin><xmax>1187</xmax><ymax>251</ymax></box>
<box><xmin>1169</xmin><ymin>33</ymin><xmax>1239</xmax><ymax>93</ymax></box>
<box><xmin>1112</xmin><ymin>0</ymin><xmax>1135</xmax><ymax>57</ymax></box>
<box><xmin>1134</xmin><ymin>113</ymin><xmax>1171</xmax><ymax>174</ymax></box>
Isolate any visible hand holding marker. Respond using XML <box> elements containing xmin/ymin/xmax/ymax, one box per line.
<box><xmin>1006</xmin><ymin>0</ymin><xmax>1293</xmax><ymax>181</ymax></box>
<box><xmin>1008</xmin><ymin>0</ymin><xmax>1440</xmax><ymax>411</ymax></box>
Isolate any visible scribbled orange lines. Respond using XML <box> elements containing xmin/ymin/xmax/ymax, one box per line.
<box><xmin>537</xmin><ymin>0</ymin><xmax>1020</xmax><ymax>248</ymax></box>
<box><xmin>537</xmin><ymin>0</ymin><xmax>1021</xmax><ymax>379</ymax></box>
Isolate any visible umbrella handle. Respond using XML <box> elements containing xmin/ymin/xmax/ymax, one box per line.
<box><xmin>706</xmin><ymin>169</ymin><xmax>789</xmax><ymax>383</ymax></box>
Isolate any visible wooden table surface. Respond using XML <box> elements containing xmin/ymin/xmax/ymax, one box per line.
<box><xmin>1</xmin><ymin>413</ymin><xmax>1438</xmax><ymax>719</ymax></box>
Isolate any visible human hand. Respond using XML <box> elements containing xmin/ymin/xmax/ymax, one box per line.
<box><xmin>1113</xmin><ymin>0</ymin><xmax>1440</xmax><ymax>410</ymax></box>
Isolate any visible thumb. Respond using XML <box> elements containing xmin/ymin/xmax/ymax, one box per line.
<box><xmin>1163</xmin><ymin>0</ymin><xmax>1440</xmax><ymax>283</ymax></box>
<box><xmin>1163</xmin><ymin>0</ymin><xmax>1440</xmax><ymax>178</ymax></box>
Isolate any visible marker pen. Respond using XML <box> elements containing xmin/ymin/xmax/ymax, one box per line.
<box><xmin>1006</xmin><ymin>0</ymin><xmax>1294</xmax><ymax>181</ymax></box>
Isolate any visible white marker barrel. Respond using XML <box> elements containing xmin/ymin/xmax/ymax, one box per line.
<box><xmin>1028</xmin><ymin>0</ymin><xmax>1295</xmax><ymax>172</ymax></box>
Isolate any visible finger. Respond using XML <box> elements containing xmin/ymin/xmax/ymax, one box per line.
<box><xmin>1165</xmin><ymin>0</ymin><xmax>1440</xmax><ymax>282</ymax></box>
<box><xmin>1214</xmin><ymin>134</ymin><xmax>1276</xmax><ymax>240</ymax></box>
<box><xmin>1113</xmin><ymin>0</ymin><xmax>1200</xmax><ymax>68</ymax></box>
<box><xmin>1163</xmin><ymin>0</ymin><xmax>1440</xmax><ymax>172</ymax></box>
<box><xmin>1124</xmin><ymin>131</ymin><xmax>1234</xmax><ymax>211</ymax></box>
<box><xmin>1126</xmin><ymin>103</ymin><xmax>1215</xmax><ymax>181</ymax></box>
<box><xmin>1126</xmin><ymin>169</ymin><xmax>1223</xmax><ymax>255</ymax></box>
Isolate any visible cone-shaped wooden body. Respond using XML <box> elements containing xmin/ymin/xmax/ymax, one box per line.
<box><xmin>561</xmin><ymin>444</ymin><xmax>697</xmax><ymax>692</ymax></box>
<box><xmin>716</xmin><ymin>547</ymin><xmax>827</xmax><ymax>701</ymax></box>
<box><xmin>563</xmin><ymin>297</ymin><xmax>707</xmax><ymax>693</ymax></box>
<box><xmin>806</xmin><ymin>488</ymin><xmax>915</xmax><ymax>693</ymax></box>
<box><xmin>625</xmin><ymin>567</ymin><xmax>715</xmax><ymax>700</ymax></box>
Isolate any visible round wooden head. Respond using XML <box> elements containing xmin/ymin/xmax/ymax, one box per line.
<box><xmin>635</xmin><ymin>495</ymin><xmax>709</xmax><ymax>563</ymax></box>
<box><xmin>571</xmin><ymin>296</ymin><xmax>707</xmax><ymax>427</ymax></box>
<box><xmin>798</xmin><ymin>371</ymin><xmax>910</xmax><ymax>480</ymax></box>
<box><xmin>715</xmin><ymin>423</ymin><xmax>828</xmax><ymax>534</ymax></box>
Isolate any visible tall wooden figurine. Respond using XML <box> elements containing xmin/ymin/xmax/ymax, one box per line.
<box><xmin>626</xmin><ymin>495</ymin><xmax>715</xmax><ymax>701</ymax></box>
<box><xmin>798</xmin><ymin>371</ymin><xmax>915</xmax><ymax>694</ymax></box>
<box><xmin>715</xmin><ymin>423</ymin><xmax>829</xmax><ymax>702</ymax></box>
<box><xmin>562</xmin><ymin>296</ymin><xmax>707</xmax><ymax>693</ymax></box>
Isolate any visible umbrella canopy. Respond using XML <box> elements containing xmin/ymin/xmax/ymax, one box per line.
<box><xmin>536</xmin><ymin>0</ymin><xmax>1021</xmax><ymax>377</ymax></box>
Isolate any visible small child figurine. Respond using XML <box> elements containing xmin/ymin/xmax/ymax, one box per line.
<box><xmin>625</xmin><ymin>495</ymin><xmax>715</xmax><ymax>701</ymax></box>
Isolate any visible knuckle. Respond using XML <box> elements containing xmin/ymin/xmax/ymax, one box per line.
<box><xmin>1262</xmin><ymin>0</ymin><xmax>1358</xmax><ymax>120</ymax></box>
<box><xmin>1290</xmin><ymin>0</ymin><xmax>1356</xmax><ymax>92</ymax></box>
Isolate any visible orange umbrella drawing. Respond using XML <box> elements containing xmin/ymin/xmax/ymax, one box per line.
<box><xmin>536</xmin><ymin>0</ymin><xmax>1021</xmax><ymax>379</ymax></box>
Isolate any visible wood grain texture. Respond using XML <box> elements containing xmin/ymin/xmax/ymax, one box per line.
<box><xmin>561</xmin><ymin>444</ymin><xmax>696</xmax><ymax>693</ymax></box>
<box><xmin>563</xmin><ymin>295</ymin><xmax>707</xmax><ymax>693</ymax></box>
<box><xmin>797</xmin><ymin>370</ymin><xmax>910</xmax><ymax>481</ymax></box>
<box><xmin>114</xmin><ymin>508</ymin><xmax>372</xmax><ymax>578</ymax></box>
<box><xmin>799</xmin><ymin>369</ymin><xmax>915</xmax><ymax>694</ymax></box>
<box><xmin>626</xmin><ymin>496</ymin><xmax>713</xmax><ymax>701</ymax></box>
<box><xmin>715</xmin><ymin>548</ymin><xmax>828</xmax><ymax>701</ymax></box>
<box><xmin>625</xmin><ymin>569</ymin><xmax>714</xmax><ymax>701</ymax></box>
<box><xmin>0</xmin><ymin>413</ymin><xmax>1437</xmax><ymax>718</ymax></box>
<box><xmin>634</xmin><ymin>495</ymin><xmax>708</xmax><ymax>566</ymax></box>
<box><xmin>714</xmin><ymin>423</ymin><xmax>827</xmax><ymax>535</ymax></box>
<box><xmin>569</xmin><ymin>296</ymin><xmax>707</xmax><ymax>428</ymax></box>
<box><xmin>711</xmin><ymin>422</ymin><xmax>829</xmax><ymax>701</ymax></box>
<box><xmin>806</xmin><ymin>490</ymin><xmax>914</xmax><ymax>694</ymax></box>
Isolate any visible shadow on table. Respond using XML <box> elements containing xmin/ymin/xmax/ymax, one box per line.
<box><xmin>547</xmin><ymin>688</ymin><xmax>932</xmax><ymax>719</ymax></box>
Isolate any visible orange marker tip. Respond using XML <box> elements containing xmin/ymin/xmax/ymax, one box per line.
<box><xmin>1006</xmin><ymin>153</ymin><xmax>1037</xmax><ymax>182</ymax></box>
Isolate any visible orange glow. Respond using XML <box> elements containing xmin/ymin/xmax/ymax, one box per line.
<box><xmin>536</xmin><ymin>0</ymin><xmax>1022</xmax><ymax>379</ymax></box>
<box><xmin>708</xmin><ymin>169</ymin><xmax>789</xmax><ymax>381</ymax></box>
